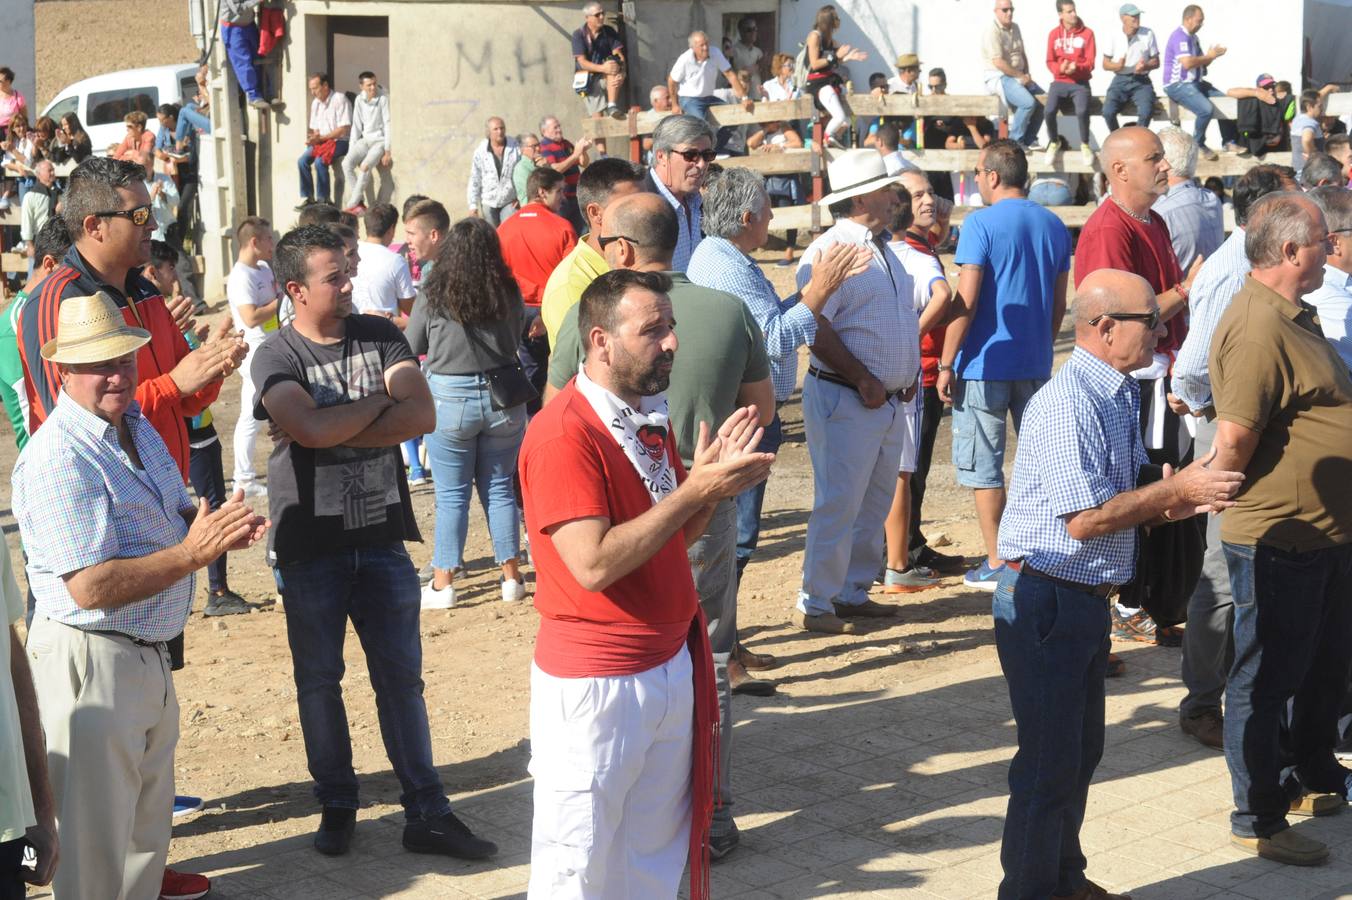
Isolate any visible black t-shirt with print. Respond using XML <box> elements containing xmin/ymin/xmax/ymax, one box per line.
<box><xmin>251</xmin><ymin>314</ymin><xmax>421</xmax><ymax>566</ymax></box>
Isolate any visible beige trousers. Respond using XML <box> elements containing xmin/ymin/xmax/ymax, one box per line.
<box><xmin>26</xmin><ymin>617</ymin><xmax>178</xmax><ymax>900</ymax></box>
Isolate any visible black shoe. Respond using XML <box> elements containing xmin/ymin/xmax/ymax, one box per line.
<box><xmin>403</xmin><ymin>811</ymin><xmax>498</xmax><ymax>859</ymax></box>
<box><xmin>294</xmin><ymin>198</ymin><xmax>314</xmax><ymax>211</ymax></box>
<box><xmin>912</xmin><ymin>544</ymin><xmax>967</xmax><ymax>575</ymax></box>
<box><xmin>204</xmin><ymin>590</ymin><xmax>251</xmax><ymax>617</ymax></box>
<box><xmin>314</xmin><ymin>806</ymin><xmax>356</xmax><ymax>856</ymax></box>
<box><xmin>710</xmin><ymin>820</ymin><xmax>740</xmax><ymax>861</ymax></box>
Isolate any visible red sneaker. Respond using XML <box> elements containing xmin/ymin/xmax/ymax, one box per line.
<box><xmin>160</xmin><ymin>868</ymin><xmax>210</xmax><ymax>900</ymax></box>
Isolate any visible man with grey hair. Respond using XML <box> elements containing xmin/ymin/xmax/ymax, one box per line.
<box><xmin>1208</xmin><ymin>190</ymin><xmax>1352</xmax><ymax>867</ymax></box>
<box><xmin>545</xmin><ymin>191</ymin><xmax>774</xmax><ymax>861</ymax></box>
<box><xmin>643</xmin><ymin>114</ymin><xmax>717</xmax><ymax>271</ymax></box>
<box><xmin>466</xmin><ymin>116</ymin><xmax>520</xmax><ymax>226</ymax></box>
<box><xmin>668</xmin><ymin>31</ymin><xmax>751</xmax><ymax>124</ymax></box>
<box><xmin>1300</xmin><ymin>152</ymin><xmax>1346</xmax><ymax>189</ymax></box>
<box><xmin>539</xmin><ymin>114</ymin><xmax>594</xmax><ymax>233</ymax></box>
<box><xmin>1305</xmin><ymin>185</ymin><xmax>1352</xmax><ymax>369</ymax></box>
<box><xmin>1153</xmin><ymin>126</ymin><xmax>1224</xmax><ymax>271</ymax></box>
<box><xmin>572</xmin><ymin>1</ymin><xmax>626</xmax><ymax>119</ymax></box>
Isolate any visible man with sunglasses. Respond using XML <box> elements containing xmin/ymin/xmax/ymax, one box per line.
<box><xmin>1207</xmin><ymin>192</ymin><xmax>1352</xmax><ymax>868</ymax></box>
<box><xmin>1306</xmin><ymin>186</ymin><xmax>1352</xmax><ymax>370</ymax></box>
<box><xmin>994</xmin><ymin>268</ymin><xmax>1243</xmax><ymax>899</ymax></box>
<box><xmin>572</xmin><ymin>2</ymin><xmax>626</xmax><ymax>120</ymax></box>
<box><xmin>643</xmin><ymin>114</ymin><xmax>717</xmax><ymax>272</ymax></box>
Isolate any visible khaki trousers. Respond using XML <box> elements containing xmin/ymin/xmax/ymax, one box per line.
<box><xmin>26</xmin><ymin>617</ymin><xmax>178</xmax><ymax>900</ymax></box>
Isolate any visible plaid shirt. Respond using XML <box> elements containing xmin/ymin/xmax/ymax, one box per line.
<box><xmin>687</xmin><ymin>236</ymin><xmax>817</xmax><ymax>401</ymax></box>
<box><xmin>998</xmin><ymin>348</ymin><xmax>1147</xmax><ymax>586</ymax></box>
<box><xmin>13</xmin><ymin>392</ymin><xmax>194</xmax><ymax>642</ymax></box>
<box><xmin>651</xmin><ymin>174</ymin><xmax>704</xmax><ymax>272</ymax></box>
<box><xmin>1153</xmin><ymin>180</ymin><xmax>1225</xmax><ymax>272</ymax></box>
<box><xmin>1170</xmin><ymin>227</ymin><xmax>1251</xmax><ymax>411</ymax></box>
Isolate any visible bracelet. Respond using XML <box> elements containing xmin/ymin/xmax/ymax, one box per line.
<box><xmin>937</xmin><ymin>363</ymin><xmax>954</xmax><ymax>372</ymax></box>
<box><xmin>1175</xmin><ymin>281</ymin><xmax>1189</xmax><ymax>302</ymax></box>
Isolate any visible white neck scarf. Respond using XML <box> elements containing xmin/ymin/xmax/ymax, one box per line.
<box><xmin>575</xmin><ymin>368</ymin><xmax>677</xmax><ymax>505</ymax></box>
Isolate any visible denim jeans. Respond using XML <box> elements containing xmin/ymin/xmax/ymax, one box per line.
<box><xmin>951</xmin><ymin>378</ymin><xmax>1045</xmax><ymax>489</ymax></box>
<box><xmin>734</xmin><ymin>411</ymin><xmax>784</xmax><ymax>577</ymax></box>
<box><xmin>276</xmin><ymin>543</ymin><xmax>452</xmax><ymax>820</ymax></box>
<box><xmin>424</xmin><ymin>373</ymin><xmax>525</xmax><ymax>571</ymax></box>
<box><xmin>1165</xmin><ymin>80</ymin><xmax>1238</xmax><ymax>149</ymax></box>
<box><xmin>1222</xmin><ymin>540</ymin><xmax>1352</xmax><ymax>838</ymax></box>
<box><xmin>298</xmin><ymin>139</ymin><xmax>349</xmax><ymax>204</ymax></box>
<box><xmin>1000</xmin><ymin>76</ymin><xmax>1045</xmax><ymax>148</ymax></box>
<box><xmin>176</xmin><ymin>103</ymin><xmax>211</xmax><ymax>139</ymax></box>
<box><xmin>1102</xmin><ymin>74</ymin><xmax>1155</xmax><ymax>131</ymax></box>
<box><xmin>679</xmin><ymin>94</ymin><xmax>719</xmax><ymax>125</ymax></box>
<box><xmin>993</xmin><ymin>568</ymin><xmax>1109</xmax><ymax>900</ymax></box>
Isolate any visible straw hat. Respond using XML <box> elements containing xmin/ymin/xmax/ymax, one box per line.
<box><xmin>895</xmin><ymin>53</ymin><xmax>921</xmax><ymax>69</ymax></box>
<box><xmin>819</xmin><ymin>150</ymin><xmax>905</xmax><ymax>206</ymax></box>
<box><xmin>40</xmin><ymin>292</ymin><xmax>152</xmax><ymax>365</ymax></box>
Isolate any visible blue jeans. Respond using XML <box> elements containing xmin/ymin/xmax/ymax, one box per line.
<box><xmin>1000</xmin><ymin>76</ymin><xmax>1044</xmax><ymax>148</ymax></box>
<box><xmin>734</xmin><ymin>411</ymin><xmax>784</xmax><ymax>577</ymax></box>
<box><xmin>1165</xmin><ymin>80</ymin><xmax>1238</xmax><ymax>149</ymax></box>
<box><xmin>951</xmin><ymin>378</ymin><xmax>1045</xmax><ymax>489</ymax></box>
<box><xmin>298</xmin><ymin>140</ymin><xmax>349</xmax><ymax>204</ymax></box>
<box><xmin>994</xmin><ymin>568</ymin><xmax>1109</xmax><ymax>900</ymax></box>
<box><xmin>275</xmin><ymin>543</ymin><xmax>451</xmax><ymax>820</ymax></box>
<box><xmin>424</xmin><ymin>373</ymin><xmax>524</xmax><ymax>571</ymax></box>
<box><xmin>221</xmin><ymin>22</ymin><xmax>261</xmax><ymax>101</ymax></box>
<box><xmin>679</xmin><ymin>95</ymin><xmax>719</xmax><ymax>125</ymax></box>
<box><xmin>1222</xmin><ymin>540</ymin><xmax>1352</xmax><ymax>838</ymax></box>
<box><xmin>403</xmin><ymin>436</ymin><xmax>427</xmax><ymax>481</ymax></box>
<box><xmin>1102</xmin><ymin>74</ymin><xmax>1155</xmax><ymax>131</ymax></box>
<box><xmin>176</xmin><ymin>103</ymin><xmax>211</xmax><ymax>139</ymax></box>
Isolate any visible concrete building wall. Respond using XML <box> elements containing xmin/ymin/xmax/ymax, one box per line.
<box><xmin>1</xmin><ymin>1</ymin><xmax>36</xmax><ymax>113</ymax></box>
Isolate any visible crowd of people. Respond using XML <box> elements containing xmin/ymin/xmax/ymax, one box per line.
<box><xmin>3</xmin><ymin>2</ymin><xmax>1352</xmax><ymax>899</ymax></box>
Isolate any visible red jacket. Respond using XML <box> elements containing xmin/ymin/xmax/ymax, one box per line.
<box><xmin>1046</xmin><ymin>22</ymin><xmax>1095</xmax><ymax>83</ymax></box>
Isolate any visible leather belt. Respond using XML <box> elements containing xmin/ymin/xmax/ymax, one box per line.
<box><xmin>90</xmin><ymin>629</ymin><xmax>167</xmax><ymax>649</ymax></box>
<box><xmin>1006</xmin><ymin>560</ymin><xmax>1119</xmax><ymax>600</ymax></box>
<box><xmin>807</xmin><ymin>365</ymin><xmax>909</xmax><ymax>401</ymax></box>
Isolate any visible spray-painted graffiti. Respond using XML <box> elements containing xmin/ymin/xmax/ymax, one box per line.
<box><xmin>449</xmin><ymin>37</ymin><xmax>553</xmax><ymax>89</ymax></box>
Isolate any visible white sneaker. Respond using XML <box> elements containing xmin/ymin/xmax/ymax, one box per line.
<box><xmin>1043</xmin><ymin>142</ymin><xmax>1058</xmax><ymax>167</ymax></box>
<box><xmin>501</xmin><ymin>579</ymin><xmax>527</xmax><ymax>602</ymax></box>
<box><xmin>240</xmin><ymin>482</ymin><xmax>268</xmax><ymax>499</ymax></box>
<box><xmin>1081</xmin><ymin>143</ymin><xmax>1095</xmax><ymax>167</ymax></box>
<box><xmin>420</xmin><ymin>583</ymin><xmax>455</xmax><ymax>610</ymax></box>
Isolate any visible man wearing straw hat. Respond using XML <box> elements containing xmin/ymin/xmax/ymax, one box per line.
<box><xmin>12</xmin><ymin>291</ymin><xmax>268</xmax><ymax>900</ymax></box>
<box><xmin>793</xmin><ymin>149</ymin><xmax>920</xmax><ymax>634</ymax></box>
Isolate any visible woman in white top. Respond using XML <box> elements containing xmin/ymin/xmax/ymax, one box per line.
<box><xmin>761</xmin><ymin>52</ymin><xmax>800</xmax><ymax>103</ymax></box>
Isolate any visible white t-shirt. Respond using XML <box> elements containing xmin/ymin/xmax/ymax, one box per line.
<box><xmin>886</xmin><ymin>75</ymin><xmax>919</xmax><ymax>95</ymax></box>
<box><xmin>881</xmin><ymin>150</ymin><xmax>920</xmax><ymax>176</ymax></box>
<box><xmin>889</xmin><ymin>241</ymin><xmax>946</xmax><ymax>313</ymax></box>
<box><xmin>670</xmin><ymin>47</ymin><xmax>732</xmax><ymax>98</ymax></box>
<box><xmin>227</xmin><ymin>260</ymin><xmax>280</xmax><ymax>346</ymax></box>
<box><xmin>1104</xmin><ymin>26</ymin><xmax>1158</xmax><ymax>71</ymax></box>
<box><xmin>762</xmin><ymin>78</ymin><xmax>797</xmax><ymax>102</ymax></box>
<box><xmin>351</xmin><ymin>241</ymin><xmax>415</xmax><ymax>315</ymax></box>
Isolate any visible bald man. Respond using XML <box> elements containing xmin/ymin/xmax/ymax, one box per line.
<box><xmin>467</xmin><ymin>117</ymin><xmax>521</xmax><ymax>226</ymax></box>
<box><xmin>994</xmin><ymin>268</ymin><xmax>1243</xmax><ymax>900</ymax></box>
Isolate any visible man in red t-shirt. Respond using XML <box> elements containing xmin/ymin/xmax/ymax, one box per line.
<box><xmin>497</xmin><ymin>166</ymin><xmax>577</xmax><ymax>408</ymax></box>
<box><xmin>518</xmin><ymin>269</ymin><xmax>772</xmax><ymax>900</ymax></box>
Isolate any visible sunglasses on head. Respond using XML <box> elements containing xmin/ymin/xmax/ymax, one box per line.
<box><xmin>95</xmin><ymin>205</ymin><xmax>153</xmax><ymax>227</ymax></box>
<box><xmin>671</xmin><ymin>148</ymin><xmax>717</xmax><ymax>163</ymax></box>
<box><xmin>1090</xmin><ymin>310</ymin><xmax>1161</xmax><ymax>330</ymax></box>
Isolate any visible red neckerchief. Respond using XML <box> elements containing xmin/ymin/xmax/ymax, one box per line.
<box><xmin>903</xmin><ymin>228</ymin><xmax>938</xmax><ymax>257</ymax></box>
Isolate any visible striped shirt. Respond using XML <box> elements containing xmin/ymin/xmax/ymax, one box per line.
<box><xmin>13</xmin><ymin>392</ymin><xmax>195</xmax><ymax>642</ymax></box>
<box><xmin>687</xmin><ymin>236</ymin><xmax>817</xmax><ymax>401</ymax></box>
<box><xmin>1152</xmin><ymin>179</ymin><xmax>1225</xmax><ymax>272</ymax></box>
<box><xmin>1170</xmin><ymin>227</ymin><xmax>1251</xmax><ymax>411</ymax></box>
<box><xmin>651</xmin><ymin>173</ymin><xmax>704</xmax><ymax>272</ymax></box>
<box><xmin>998</xmin><ymin>347</ymin><xmax>1147</xmax><ymax>586</ymax></box>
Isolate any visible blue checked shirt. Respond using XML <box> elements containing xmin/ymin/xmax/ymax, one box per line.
<box><xmin>1170</xmin><ymin>227</ymin><xmax>1251</xmax><ymax>412</ymax></box>
<box><xmin>652</xmin><ymin>174</ymin><xmax>704</xmax><ymax>272</ymax></box>
<box><xmin>13</xmin><ymin>392</ymin><xmax>195</xmax><ymax>642</ymax></box>
<box><xmin>1152</xmin><ymin>180</ymin><xmax>1224</xmax><ymax>272</ymax></box>
<box><xmin>998</xmin><ymin>348</ymin><xmax>1147</xmax><ymax>586</ymax></box>
<box><xmin>1305</xmin><ymin>264</ymin><xmax>1352</xmax><ymax>371</ymax></box>
<box><xmin>688</xmin><ymin>236</ymin><xmax>818</xmax><ymax>401</ymax></box>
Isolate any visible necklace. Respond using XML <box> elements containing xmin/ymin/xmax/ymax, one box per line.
<box><xmin>1111</xmin><ymin>194</ymin><xmax>1152</xmax><ymax>224</ymax></box>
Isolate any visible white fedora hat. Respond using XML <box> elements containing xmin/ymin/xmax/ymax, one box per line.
<box><xmin>40</xmin><ymin>291</ymin><xmax>151</xmax><ymax>365</ymax></box>
<box><xmin>818</xmin><ymin>149</ymin><xmax>904</xmax><ymax>206</ymax></box>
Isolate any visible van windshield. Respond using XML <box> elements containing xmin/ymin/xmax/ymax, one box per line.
<box><xmin>88</xmin><ymin>87</ymin><xmax>159</xmax><ymax>127</ymax></box>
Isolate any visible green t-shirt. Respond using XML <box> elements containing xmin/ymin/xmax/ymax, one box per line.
<box><xmin>548</xmin><ymin>271</ymin><xmax>770</xmax><ymax>467</ymax></box>
<box><xmin>0</xmin><ymin>292</ymin><xmax>32</xmax><ymax>451</ymax></box>
<box><xmin>513</xmin><ymin>155</ymin><xmax>538</xmax><ymax>208</ymax></box>
<box><xmin>0</xmin><ymin>544</ymin><xmax>34</xmax><ymax>842</ymax></box>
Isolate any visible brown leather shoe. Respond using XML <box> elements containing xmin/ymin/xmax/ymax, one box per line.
<box><xmin>792</xmin><ymin>611</ymin><xmax>858</xmax><ymax>634</ymax></box>
<box><xmin>1289</xmin><ymin>793</ymin><xmax>1343</xmax><ymax>818</ymax></box>
<box><xmin>1057</xmin><ymin>880</ymin><xmax>1132</xmax><ymax>900</ymax></box>
<box><xmin>735</xmin><ymin>644</ymin><xmax>777</xmax><ymax>671</ymax></box>
<box><xmin>1106</xmin><ymin>653</ymin><xmax>1126</xmax><ymax>678</ymax></box>
<box><xmin>835</xmin><ymin>599</ymin><xmax>898</xmax><ymax>618</ymax></box>
<box><xmin>728</xmin><ymin>659</ymin><xmax>777</xmax><ymax>696</ymax></box>
<box><xmin>1231</xmin><ymin>828</ymin><xmax>1329</xmax><ymax>866</ymax></box>
<box><xmin>1180</xmin><ymin>708</ymin><xmax>1224</xmax><ymax>750</ymax></box>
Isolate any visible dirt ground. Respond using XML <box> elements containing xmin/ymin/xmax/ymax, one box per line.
<box><xmin>0</xmin><ymin>249</ymin><xmax>1076</xmax><ymax>893</ymax></box>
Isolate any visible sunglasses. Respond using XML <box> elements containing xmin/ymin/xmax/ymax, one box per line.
<box><xmin>671</xmin><ymin>148</ymin><xmax>718</xmax><ymax>163</ymax></box>
<box><xmin>1090</xmin><ymin>310</ymin><xmax>1161</xmax><ymax>330</ymax></box>
<box><xmin>597</xmin><ymin>234</ymin><xmax>639</xmax><ymax>249</ymax></box>
<box><xmin>95</xmin><ymin>205</ymin><xmax>153</xmax><ymax>226</ymax></box>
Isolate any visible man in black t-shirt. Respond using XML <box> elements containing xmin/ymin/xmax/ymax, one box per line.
<box><xmin>252</xmin><ymin>225</ymin><xmax>498</xmax><ymax>862</ymax></box>
<box><xmin>572</xmin><ymin>1</ymin><xmax>626</xmax><ymax>119</ymax></box>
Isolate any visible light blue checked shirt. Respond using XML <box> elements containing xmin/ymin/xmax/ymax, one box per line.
<box><xmin>1306</xmin><ymin>263</ymin><xmax>1352</xmax><ymax>371</ymax></box>
<box><xmin>1153</xmin><ymin>180</ymin><xmax>1225</xmax><ymax>272</ymax></box>
<box><xmin>1170</xmin><ymin>227</ymin><xmax>1251</xmax><ymax>412</ymax></box>
<box><xmin>13</xmin><ymin>392</ymin><xmax>195</xmax><ymax>642</ymax></box>
<box><xmin>688</xmin><ymin>236</ymin><xmax>817</xmax><ymax>402</ymax></box>
<box><xmin>652</xmin><ymin>174</ymin><xmax>704</xmax><ymax>272</ymax></box>
<box><xmin>998</xmin><ymin>348</ymin><xmax>1147</xmax><ymax>586</ymax></box>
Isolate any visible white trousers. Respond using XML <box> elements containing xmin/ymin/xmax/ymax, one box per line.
<box><xmin>527</xmin><ymin>645</ymin><xmax>693</xmax><ymax>900</ymax></box>
<box><xmin>27</xmin><ymin>618</ymin><xmax>178</xmax><ymax>900</ymax></box>
<box><xmin>232</xmin><ymin>356</ymin><xmax>262</xmax><ymax>485</ymax></box>
<box><xmin>341</xmin><ymin>137</ymin><xmax>387</xmax><ymax>208</ymax></box>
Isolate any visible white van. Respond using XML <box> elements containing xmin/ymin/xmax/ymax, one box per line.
<box><xmin>40</xmin><ymin>64</ymin><xmax>200</xmax><ymax>155</ymax></box>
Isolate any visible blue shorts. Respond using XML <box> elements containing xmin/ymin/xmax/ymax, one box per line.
<box><xmin>951</xmin><ymin>378</ymin><xmax>1046</xmax><ymax>488</ymax></box>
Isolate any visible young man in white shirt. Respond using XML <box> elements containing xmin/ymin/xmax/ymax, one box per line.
<box><xmin>228</xmin><ymin>216</ymin><xmax>281</xmax><ymax>497</ymax></box>
<box><xmin>350</xmin><ymin>203</ymin><xmax>415</xmax><ymax>321</ymax></box>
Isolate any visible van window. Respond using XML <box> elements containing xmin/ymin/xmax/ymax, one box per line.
<box><xmin>179</xmin><ymin>76</ymin><xmax>197</xmax><ymax>106</ymax></box>
<box><xmin>87</xmin><ymin>87</ymin><xmax>159</xmax><ymax>127</ymax></box>
<box><xmin>44</xmin><ymin>95</ymin><xmax>78</xmax><ymax>124</ymax></box>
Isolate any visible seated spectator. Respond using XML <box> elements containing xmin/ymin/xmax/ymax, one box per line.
<box><xmin>888</xmin><ymin>53</ymin><xmax>922</xmax><ymax>95</ymax></box>
<box><xmin>1</xmin><ymin>113</ymin><xmax>36</xmax><ymax>204</ymax></box>
<box><xmin>108</xmin><ymin>111</ymin><xmax>156</xmax><ymax>160</ymax></box>
<box><xmin>761</xmin><ymin>53</ymin><xmax>799</xmax><ymax>103</ymax></box>
<box><xmin>31</xmin><ymin>116</ymin><xmax>55</xmax><ymax>161</ymax></box>
<box><xmin>296</xmin><ymin>72</ymin><xmax>352</xmax><ymax>209</ymax></box>
<box><xmin>875</xmin><ymin>123</ymin><xmax>919</xmax><ymax>176</ymax></box>
<box><xmin>175</xmin><ymin>66</ymin><xmax>213</xmax><ymax>144</ymax></box>
<box><xmin>0</xmin><ymin>66</ymin><xmax>27</xmax><ymax>142</ymax></box>
<box><xmin>1204</xmin><ymin>174</ymin><xmax>1226</xmax><ymax>205</ymax></box>
<box><xmin>513</xmin><ymin>133</ymin><xmax>541</xmax><ymax>207</ymax></box>
<box><xmin>729</xmin><ymin>16</ymin><xmax>765</xmax><ymax>81</ymax></box>
<box><xmin>748</xmin><ymin>120</ymin><xmax>805</xmax><ymax>265</ymax></box>
<box><xmin>1300</xmin><ymin>152</ymin><xmax>1345</xmax><ymax>189</ymax></box>
<box><xmin>573</xmin><ymin>2</ymin><xmax>626</xmax><ymax>119</ymax></box>
<box><xmin>1043</xmin><ymin>0</ymin><xmax>1096</xmax><ymax>167</ymax></box>
<box><xmin>139</xmin><ymin>151</ymin><xmax>179</xmax><ymax>243</ymax></box>
<box><xmin>351</xmin><ymin>203</ymin><xmax>416</xmax><ymax>319</ymax></box>
<box><xmin>1327</xmin><ymin>134</ymin><xmax>1352</xmax><ymax>184</ymax></box>
<box><xmin>650</xmin><ymin>85</ymin><xmax>673</xmax><ymax>112</ymax></box>
<box><xmin>1291</xmin><ymin>89</ymin><xmax>1327</xmax><ymax>177</ymax></box>
<box><xmin>669</xmin><ymin>31</ymin><xmax>752</xmax><ymax>125</ymax></box>
<box><xmin>219</xmin><ymin>0</ymin><xmax>271</xmax><ymax>109</ymax></box>
<box><xmin>341</xmin><ymin>71</ymin><xmax>392</xmax><ymax>212</ymax></box>
<box><xmin>48</xmin><ymin>112</ymin><xmax>92</xmax><ymax>165</ymax></box>
<box><xmin>858</xmin><ymin>72</ymin><xmax>891</xmax><ymax>147</ymax></box>
<box><xmin>1027</xmin><ymin>176</ymin><xmax>1073</xmax><ymax>206</ymax></box>
<box><xmin>982</xmin><ymin>0</ymin><xmax>1044</xmax><ymax>150</ymax></box>
<box><xmin>1227</xmin><ymin>74</ymin><xmax>1285</xmax><ymax>156</ymax></box>
<box><xmin>19</xmin><ymin>160</ymin><xmax>58</xmax><ymax>272</ymax></box>
<box><xmin>1101</xmin><ymin>3</ymin><xmax>1159</xmax><ymax>131</ymax></box>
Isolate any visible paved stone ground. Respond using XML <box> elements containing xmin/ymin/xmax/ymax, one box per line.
<box><xmin>140</xmin><ymin>640</ymin><xmax>1352</xmax><ymax>899</ymax></box>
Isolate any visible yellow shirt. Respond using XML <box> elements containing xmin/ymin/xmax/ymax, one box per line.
<box><xmin>541</xmin><ymin>239</ymin><xmax>609</xmax><ymax>345</ymax></box>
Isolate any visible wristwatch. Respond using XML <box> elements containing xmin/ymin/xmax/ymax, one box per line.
<box><xmin>936</xmin><ymin>363</ymin><xmax>954</xmax><ymax>372</ymax></box>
